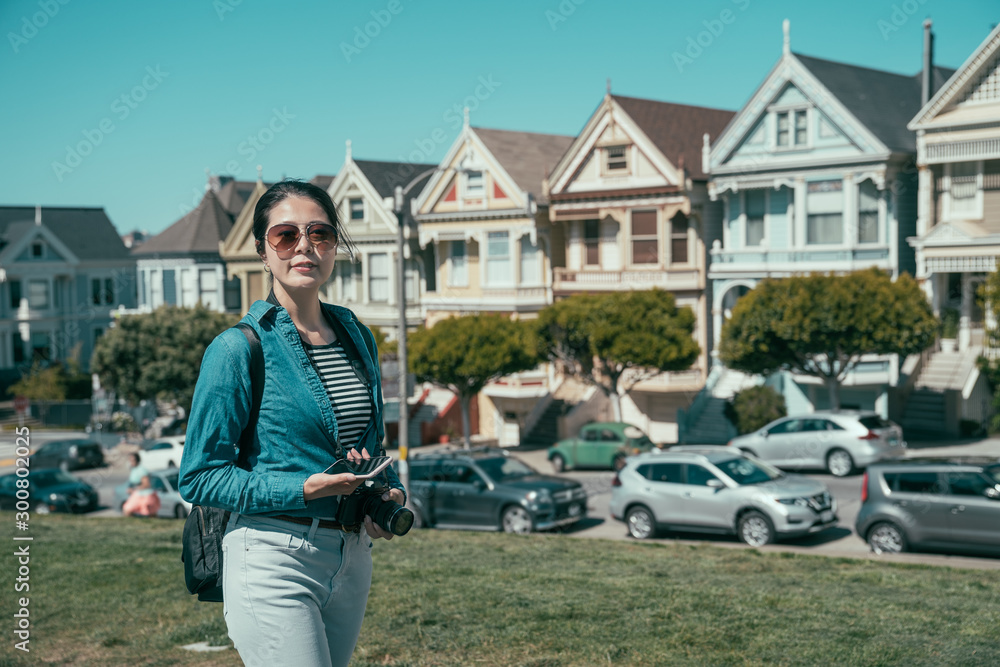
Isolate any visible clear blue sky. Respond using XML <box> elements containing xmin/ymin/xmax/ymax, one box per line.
<box><xmin>2</xmin><ymin>0</ymin><xmax>996</xmax><ymax>236</ymax></box>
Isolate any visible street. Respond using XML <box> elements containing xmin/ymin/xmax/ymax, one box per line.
<box><xmin>3</xmin><ymin>431</ymin><xmax>1000</xmax><ymax>570</ymax></box>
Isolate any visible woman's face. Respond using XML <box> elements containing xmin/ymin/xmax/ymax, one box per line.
<box><xmin>259</xmin><ymin>196</ymin><xmax>337</xmax><ymax>294</ymax></box>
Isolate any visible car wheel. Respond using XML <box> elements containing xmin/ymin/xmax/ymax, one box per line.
<box><xmin>826</xmin><ymin>449</ymin><xmax>855</xmax><ymax>477</ymax></box>
<box><xmin>174</xmin><ymin>504</ymin><xmax>188</xmax><ymax>519</ymax></box>
<box><xmin>612</xmin><ymin>455</ymin><xmax>626</xmax><ymax>471</ymax></box>
<box><xmin>738</xmin><ymin>511</ymin><xmax>775</xmax><ymax>547</ymax></box>
<box><xmin>501</xmin><ymin>506</ymin><xmax>533</xmax><ymax>535</ymax></box>
<box><xmin>551</xmin><ymin>454</ymin><xmax>566</xmax><ymax>473</ymax></box>
<box><xmin>867</xmin><ymin>522</ymin><xmax>906</xmax><ymax>554</ymax></box>
<box><xmin>626</xmin><ymin>505</ymin><xmax>656</xmax><ymax>540</ymax></box>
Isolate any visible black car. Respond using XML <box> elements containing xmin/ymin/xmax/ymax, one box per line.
<box><xmin>856</xmin><ymin>457</ymin><xmax>1000</xmax><ymax>557</ymax></box>
<box><xmin>29</xmin><ymin>439</ymin><xmax>105</xmax><ymax>471</ymax></box>
<box><xmin>0</xmin><ymin>469</ymin><xmax>99</xmax><ymax>514</ymax></box>
<box><xmin>407</xmin><ymin>447</ymin><xmax>588</xmax><ymax>534</ymax></box>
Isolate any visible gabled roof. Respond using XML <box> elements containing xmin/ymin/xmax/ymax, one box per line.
<box><xmin>610</xmin><ymin>95</ymin><xmax>735</xmax><ymax>180</ymax></box>
<box><xmin>133</xmin><ymin>190</ymin><xmax>233</xmax><ymax>256</ymax></box>
<box><xmin>0</xmin><ymin>207</ymin><xmax>131</xmax><ymax>261</ymax></box>
<box><xmin>910</xmin><ymin>24</ymin><xmax>1000</xmax><ymax>129</ymax></box>
<box><xmin>310</xmin><ymin>174</ymin><xmax>337</xmax><ymax>190</ymax></box>
<box><xmin>794</xmin><ymin>53</ymin><xmax>954</xmax><ymax>153</ymax></box>
<box><xmin>353</xmin><ymin>159</ymin><xmax>437</xmax><ymax>199</ymax></box>
<box><xmin>473</xmin><ymin>127</ymin><xmax>574</xmax><ymax>204</ymax></box>
<box><xmin>216</xmin><ymin>179</ymin><xmax>260</xmax><ymax>217</ymax></box>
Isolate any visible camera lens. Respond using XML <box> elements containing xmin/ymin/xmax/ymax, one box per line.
<box><xmin>367</xmin><ymin>497</ymin><xmax>414</xmax><ymax>536</ymax></box>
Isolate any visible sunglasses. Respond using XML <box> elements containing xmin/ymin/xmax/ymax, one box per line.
<box><xmin>265</xmin><ymin>222</ymin><xmax>338</xmax><ymax>253</ymax></box>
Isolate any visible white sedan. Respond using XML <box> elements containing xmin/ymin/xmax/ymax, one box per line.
<box><xmin>114</xmin><ymin>468</ymin><xmax>191</xmax><ymax>519</ymax></box>
<box><xmin>138</xmin><ymin>437</ymin><xmax>185</xmax><ymax>470</ymax></box>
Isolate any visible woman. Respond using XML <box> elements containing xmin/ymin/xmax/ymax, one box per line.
<box><xmin>122</xmin><ymin>452</ymin><xmax>161</xmax><ymax>517</ymax></box>
<box><xmin>179</xmin><ymin>179</ymin><xmax>406</xmax><ymax>667</ymax></box>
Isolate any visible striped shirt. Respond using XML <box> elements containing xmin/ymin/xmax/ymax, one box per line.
<box><xmin>302</xmin><ymin>339</ymin><xmax>373</xmax><ymax>449</ymax></box>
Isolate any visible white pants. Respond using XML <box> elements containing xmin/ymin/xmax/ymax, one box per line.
<box><xmin>222</xmin><ymin>514</ymin><xmax>373</xmax><ymax>667</ymax></box>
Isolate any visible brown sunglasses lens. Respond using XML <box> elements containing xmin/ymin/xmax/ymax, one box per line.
<box><xmin>267</xmin><ymin>224</ymin><xmax>337</xmax><ymax>251</ymax></box>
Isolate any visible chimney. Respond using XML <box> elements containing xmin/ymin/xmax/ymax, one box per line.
<box><xmin>922</xmin><ymin>19</ymin><xmax>934</xmax><ymax>106</ymax></box>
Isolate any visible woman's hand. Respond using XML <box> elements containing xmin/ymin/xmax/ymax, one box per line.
<box><xmin>303</xmin><ymin>472</ymin><xmax>362</xmax><ymax>501</ymax></box>
<box><xmin>364</xmin><ymin>487</ymin><xmax>406</xmax><ymax>540</ymax></box>
<box><xmin>301</xmin><ymin>447</ymin><xmax>372</xmax><ymax>502</ymax></box>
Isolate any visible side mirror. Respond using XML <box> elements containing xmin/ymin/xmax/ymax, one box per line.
<box><xmin>706</xmin><ymin>479</ymin><xmax>724</xmax><ymax>490</ymax></box>
<box><xmin>472</xmin><ymin>479</ymin><xmax>486</xmax><ymax>492</ymax></box>
<box><xmin>760</xmin><ymin>430</ymin><xmax>769</xmax><ymax>438</ymax></box>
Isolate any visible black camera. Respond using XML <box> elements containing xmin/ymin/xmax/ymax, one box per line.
<box><xmin>336</xmin><ymin>480</ymin><xmax>414</xmax><ymax>537</ymax></box>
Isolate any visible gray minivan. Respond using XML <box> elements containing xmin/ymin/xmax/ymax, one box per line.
<box><xmin>855</xmin><ymin>458</ymin><xmax>1000</xmax><ymax>556</ymax></box>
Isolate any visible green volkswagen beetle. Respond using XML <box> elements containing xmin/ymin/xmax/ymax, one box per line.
<box><xmin>548</xmin><ymin>422</ymin><xmax>658</xmax><ymax>472</ymax></box>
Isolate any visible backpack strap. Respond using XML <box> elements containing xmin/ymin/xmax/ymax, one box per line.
<box><xmin>233</xmin><ymin>322</ymin><xmax>264</xmax><ymax>469</ymax></box>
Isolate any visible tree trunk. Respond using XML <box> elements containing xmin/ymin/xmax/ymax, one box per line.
<box><xmin>826</xmin><ymin>377</ymin><xmax>841</xmax><ymax>411</ymax></box>
<box><xmin>460</xmin><ymin>394</ymin><xmax>472</xmax><ymax>449</ymax></box>
<box><xmin>608</xmin><ymin>391</ymin><xmax>622</xmax><ymax>422</ymax></box>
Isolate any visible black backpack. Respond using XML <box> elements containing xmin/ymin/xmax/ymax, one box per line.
<box><xmin>181</xmin><ymin>323</ymin><xmax>263</xmax><ymax>602</ymax></box>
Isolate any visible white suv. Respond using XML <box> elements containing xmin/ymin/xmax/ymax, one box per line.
<box><xmin>609</xmin><ymin>447</ymin><xmax>838</xmax><ymax>546</ymax></box>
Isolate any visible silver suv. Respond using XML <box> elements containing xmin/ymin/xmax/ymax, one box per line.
<box><xmin>727</xmin><ymin>410</ymin><xmax>906</xmax><ymax>477</ymax></box>
<box><xmin>855</xmin><ymin>458</ymin><xmax>1000</xmax><ymax>556</ymax></box>
<box><xmin>609</xmin><ymin>447</ymin><xmax>838</xmax><ymax>546</ymax></box>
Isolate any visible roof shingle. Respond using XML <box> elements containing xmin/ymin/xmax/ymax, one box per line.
<box><xmin>0</xmin><ymin>207</ymin><xmax>131</xmax><ymax>261</ymax></box>
<box><xmin>133</xmin><ymin>190</ymin><xmax>233</xmax><ymax>256</ymax></box>
<box><xmin>473</xmin><ymin>128</ymin><xmax>575</xmax><ymax>204</ymax></box>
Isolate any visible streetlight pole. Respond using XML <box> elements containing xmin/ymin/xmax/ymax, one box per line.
<box><xmin>392</xmin><ymin>166</ymin><xmax>459</xmax><ymax>501</ymax></box>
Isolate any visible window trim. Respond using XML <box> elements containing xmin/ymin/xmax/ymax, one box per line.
<box><xmin>603</xmin><ymin>144</ymin><xmax>629</xmax><ymax>175</ymax></box>
<box><xmin>743</xmin><ymin>190</ymin><xmax>767</xmax><ymax>248</ymax></box>
<box><xmin>773</xmin><ymin>108</ymin><xmax>810</xmax><ymax>150</ymax></box>
<box><xmin>943</xmin><ymin>160</ymin><xmax>984</xmax><ymax>221</ymax></box>
<box><xmin>484</xmin><ymin>231</ymin><xmax>513</xmax><ymax>288</ymax></box>
<box><xmin>348</xmin><ymin>197</ymin><xmax>366</xmax><ymax>222</ymax></box>
<box><xmin>449</xmin><ymin>240</ymin><xmax>469</xmax><ymax>288</ymax></box>
<box><xmin>630</xmin><ymin>210</ymin><xmax>659</xmax><ymax>266</ymax></box>
<box><xmin>367</xmin><ymin>252</ymin><xmax>390</xmax><ymax>303</ymax></box>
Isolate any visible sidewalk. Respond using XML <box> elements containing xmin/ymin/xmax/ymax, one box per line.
<box><xmin>905</xmin><ymin>436</ymin><xmax>1000</xmax><ymax>458</ymax></box>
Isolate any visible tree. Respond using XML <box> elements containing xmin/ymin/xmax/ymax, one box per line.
<box><xmin>719</xmin><ymin>269</ymin><xmax>938</xmax><ymax>409</ymax></box>
<box><xmin>408</xmin><ymin>314</ymin><xmax>539</xmax><ymax>448</ymax></box>
<box><xmin>535</xmin><ymin>289</ymin><xmax>700</xmax><ymax>421</ymax></box>
<box><xmin>369</xmin><ymin>325</ymin><xmax>397</xmax><ymax>363</ymax></box>
<box><xmin>90</xmin><ymin>304</ymin><xmax>238</xmax><ymax>413</ymax></box>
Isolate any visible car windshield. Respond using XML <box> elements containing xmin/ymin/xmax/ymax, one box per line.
<box><xmin>715</xmin><ymin>457</ymin><xmax>784</xmax><ymax>485</ymax></box>
<box><xmin>984</xmin><ymin>464</ymin><xmax>1000</xmax><ymax>485</ymax></box>
<box><xmin>476</xmin><ymin>457</ymin><xmax>537</xmax><ymax>482</ymax></box>
<box><xmin>31</xmin><ymin>470</ymin><xmax>79</xmax><ymax>487</ymax></box>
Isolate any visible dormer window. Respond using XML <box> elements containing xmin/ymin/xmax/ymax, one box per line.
<box><xmin>349</xmin><ymin>198</ymin><xmax>365</xmax><ymax>221</ymax></box>
<box><xmin>606</xmin><ymin>145</ymin><xmax>628</xmax><ymax>171</ymax></box>
<box><xmin>465</xmin><ymin>170</ymin><xmax>484</xmax><ymax>194</ymax></box>
<box><xmin>776</xmin><ymin>110</ymin><xmax>807</xmax><ymax>148</ymax></box>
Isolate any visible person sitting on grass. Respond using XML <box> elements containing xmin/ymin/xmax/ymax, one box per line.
<box><xmin>122</xmin><ymin>452</ymin><xmax>160</xmax><ymax>517</ymax></box>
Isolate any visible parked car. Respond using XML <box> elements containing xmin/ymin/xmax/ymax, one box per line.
<box><xmin>29</xmin><ymin>438</ymin><xmax>105</xmax><ymax>472</ymax></box>
<box><xmin>548</xmin><ymin>422</ymin><xmax>658</xmax><ymax>472</ymax></box>
<box><xmin>855</xmin><ymin>457</ymin><xmax>1000</xmax><ymax>557</ymax></box>
<box><xmin>0</xmin><ymin>469</ymin><xmax>99</xmax><ymax>514</ymax></box>
<box><xmin>610</xmin><ymin>446</ymin><xmax>838</xmax><ymax>546</ymax></box>
<box><xmin>137</xmin><ymin>437</ymin><xmax>185</xmax><ymax>470</ymax></box>
<box><xmin>727</xmin><ymin>410</ymin><xmax>906</xmax><ymax>477</ymax></box>
<box><xmin>114</xmin><ymin>467</ymin><xmax>192</xmax><ymax>519</ymax></box>
<box><xmin>408</xmin><ymin>447</ymin><xmax>588</xmax><ymax>534</ymax></box>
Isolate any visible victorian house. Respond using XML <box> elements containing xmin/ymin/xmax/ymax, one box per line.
<box><xmin>545</xmin><ymin>92</ymin><xmax>734</xmax><ymax>443</ymax></box>
<box><xmin>0</xmin><ymin>206</ymin><xmax>137</xmax><ymax>390</ymax></box>
<box><xmin>134</xmin><ymin>175</ymin><xmax>250</xmax><ymax>313</ymax></box>
<box><xmin>412</xmin><ymin>114</ymin><xmax>573</xmax><ymax>445</ymax></box>
<box><xmin>906</xmin><ymin>23</ymin><xmax>1000</xmax><ymax>435</ymax></box>
<box><xmin>695</xmin><ymin>22</ymin><xmax>952</xmax><ymax>442</ymax></box>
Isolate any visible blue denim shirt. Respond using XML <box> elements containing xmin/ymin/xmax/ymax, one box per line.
<box><xmin>179</xmin><ymin>298</ymin><xmax>403</xmax><ymax>518</ymax></box>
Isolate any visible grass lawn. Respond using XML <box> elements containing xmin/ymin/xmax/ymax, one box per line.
<box><xmin>1</xmin><ymin>515</ymin><xmax>998</xmax><ymax>666</ymax></box>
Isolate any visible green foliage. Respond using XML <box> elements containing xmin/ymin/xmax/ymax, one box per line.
<box><xmin>725</xmin><ymin>385</ymin><xmax>787</xmax><ymax>435</ymax></box>
<box><xmin>369</xmin><ymin>325</ymin><xmax>397</xmax><ymax>361</ymax></box>
<box><xmin>408</xmin><ymin>314</ymin><xmax>538</xmax><ymax>398</ymax></box>
<box><xmin>719</xmin><ymin>269</ymin><xmax>937</xmax><ymax>408</ymax></box>
<box><xmin>941</xmin><ymin>307</ymin><xmax>960</xmax><ymax>339</ymax></box>
<box><xmin>7</xmin><ymin>361</ymin><xmax>68</xmax><ymax>402</ymax></box>
<box><xmin>90</xmin><ymin>304</ymin><xmax>238</xmax><ymax>412</ymax></box>
<box><xmin>535</xmin><ymin>289</ymin><xmax>700</xmax><ymax>407</ymax></box>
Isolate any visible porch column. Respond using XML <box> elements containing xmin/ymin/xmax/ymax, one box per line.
<box><xmin>960</xmin><ymin>273</ymin><xmax>973</xmax><ymax>351</ymax></box>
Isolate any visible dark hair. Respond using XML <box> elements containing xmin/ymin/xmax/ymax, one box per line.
<box><xmin>252</xmin><ymin>179</ymin><xmax>355</xmax><ymax>260</ymax></box>
<box><xmin>130</xmin><ymin>452</ymin><xmax>141</xmax><ymax>465</ymax></box>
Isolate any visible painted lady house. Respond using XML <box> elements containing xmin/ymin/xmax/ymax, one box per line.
<box><xmin>694</xmin><ymin>21</ymin><xmax>953</xmax><ymax>443</ymax></box>
<box><xmin>544</xmin><ymin>90</ymin><xmax>734</xmax><ymax>443</ymax></box>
